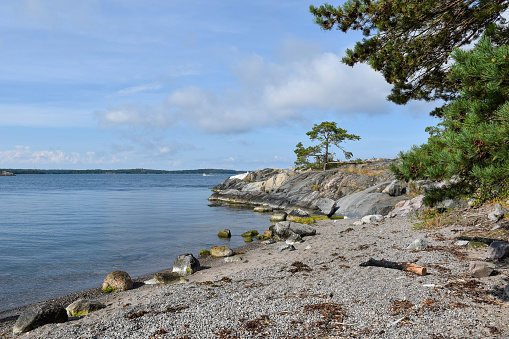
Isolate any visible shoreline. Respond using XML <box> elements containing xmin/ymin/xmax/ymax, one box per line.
<box><xmin>2</xmin><ymin>216</ymin><xmax>509</xmax><ymax>337</ymax></box>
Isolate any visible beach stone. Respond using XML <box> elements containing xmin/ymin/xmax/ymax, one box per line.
<box><xmin>173</xmin><ymin>253</ymin><xmax>200</xmax><ymax>275</ymax></box>
<box><xmin>254</xmin><ymin>206</ymin><xmax>273</xmax><ymax>212</ymax></box>
<box><xmin>455</xmin><ymin>240</ymin><xmax>470</xmax><ymax>247</ymax></box>
<box><xmin>277</xmin><ymin>244</ymin><xmax>296</xmax><ymax>253</ymax></box>
<box><xmin>154</xmin><ymin>272</ymin><xmax>186</xmax><ymax>285</ymax></box>
<box><xmin>469</xmin><ymin>261</ymin><xmax>495</xmax><ymax>278</ymax></box>
<box><xmin>13</xmin><ymin>303</ymin><xmax>68</xmax><ymax>334</ymax></box>
<box><xmin>244</xmin><ymin>237</ymin><xmax>253</xmax><ymax>243</ymax></box>
<box><xmin>353</xmin><ymin>220</ymin><xmax>364</xmax><ymax>226</ymax></box>
<box><xmin>488</xmin><ymin>204</ymin><xmax>507</xmax><ymax>222</ymax></box>
<box><xmin>315</xmin><ymin>198</ymin><xmax>336</xmax><ymax>216</ymax></box>
<box><xmin>241</xmin><ymin>230</ymin><xmax>259</xmax><ymax>237</ymax></box>
<box><xmin>407</xmin><ymin>238</ymin><xmax>428</xmax><ymax>251</ymax></box>
<box><xmin>224</xmin><ymin>256</ymin><xmax>242</xmax><ymax>263</ymax></box>
<box><xmin>66</xmin><ymin>299</ymin><xmax>105</xmax><ymax>317</ymax></box>
<box><xmin>102</xmin><ymin>270</ymin><xmax>133</xmax><ymax>293</ymax></box>
<box><xmin>486</xmin><ymin>241</ymin><xmax>509</xmax><ymax>260</ymax></box>
<box><xmin>270</xmin><ymin>212</ymin><xmax>287</xmax><ymax>222</ymax></box>
<box><xmin>285</xmin><ymin>232</ymin><xmax>303</xmax><ymax>245</ymax></box>
<box><xmin>361</xmin><ymin>214</ymin><xmax>384</xmax><ymax>224</ymax></box>
<box><xmin>289</xmin><ymin>222</ymin><xmax>316</xmax><ymax>237</ymax></box>
<box><xmin>286</xmin><ymin>209</ymin><xmax>313</xmax><ymax>223</ymax></box>
<box><xmin>217</xmin><ymin>229</ymin><xmax>231</xmax><ymax>238</ymax></box>
<box><xmin>274</xmin><ymin>221</ymin><xmax>296</xmax><ymax>240</ymax></box>
<box><xmin>210</xmin><ymin>246</ymin><xmax>234</xmax><ymax>257</ymax></box>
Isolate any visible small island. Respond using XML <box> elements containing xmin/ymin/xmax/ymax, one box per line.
<box><xmin>0</xmin><ymin>170</ymin><xmax>15</xmax><ymax>176</ymax></box>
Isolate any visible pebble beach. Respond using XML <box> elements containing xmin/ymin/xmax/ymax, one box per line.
<box><xmin>2</xmin><ymin>216</ymin><xmax>508</xmax><ymax>338</ymax></box>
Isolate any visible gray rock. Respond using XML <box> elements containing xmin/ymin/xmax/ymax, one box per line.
<box><xmin>361</xmin><ymin>214</ymin><xmax>384</xmax><ymax>224</ymax></box>
<box><xmin>387</xmin><ymin>195</ymin><xmax>424</xmax><ymax>218</ymax></box>
<box><xmin>270</xmin><ymin>212</ymin><xmax>287</xmax><ymax>222</ymax></box>
<box><xmin>285</xmin><ymin>232</ymin><xmax>303</xmax><ymax>244</ymax></box>
<box><xmin>102</xmin><ymin>271</ymin><xmax>133</xmax><ymax>293</ymax></box>
<box><xmin>314</xmin><ymin>198</ymin><xmax>336</xmax><ymax>216</ymax></box>
<box><xmin>436</xmin><ymin>199</ymin><xmax>467</xmax><ymax>209</ymax></box>
<box><xmin>289</xmin><ymin>222</ymin><xmax>316</xmax><ymax>237</ymax></box>
<box><xmin>382</xmin><ymin>180</ymin><xmax>403</xmax><ymax>196</ymax></box>
<box><xmin>277</xmin><ymin>244</ymin><xmax>296</xmax><ymax>253</ymax></box>
<box><xmin>488</xmin><ymin>204</ymin><xmax>507</xmax><ymax>222</ymax></box>
<box><xmin>469</xmin><ymin>261</ymin><xmax>495</xmax><ymax>278</ymax></box>
<box><xmin>13</xmin><ymin>303</ymin><xmax>68</xmax><ymax>334</ymax></box>
<box><xmin>274</xmin><ymin>221</ymin><xmax>316</xmax><ymax>240</ymax></box>
<box><xmin>407</xmin><ymin>238</ymin><xmax>428</xmax><ymax>251</ymax></box>
<box><xmin>66</xmin><ymin>299</ymin><xmax>105</xmax><ymax>317</ymax></box>
<box><xmin>210</xmin><ymin>246</ymin><xmax>234</xmax><ymax>257</ymax></box>
<box><xmin>486</xmin><ymin>241</ymin><xmax>509</xmax><ymax>260</ymax></box>
<box><xmin>224</xmin><ymin>256</ymin><xmax>242</xmax><ymax>263</ymax></box>
<box><xmin>454</xmin><ymin>240</ymin><xmax>470</xmax><ymax>247</ymax></box>
<box><xmin>154</xmin><ymin>272</ymin><xmax>186</xmax><ymax>285</ymax></box>
<box><xmin>505</xmin><ymin>284</ymin><xmax>509</xmax><ymax>298</ymax></box>
<box><xmin>334</xmin><ymin>182</ymin><xmax>406</xmax><ymax>218</ymax></box>
<box><xmin>172</xmin><ymin>253</ymin><xmax>200</xmax><ymax>275</ymax></box>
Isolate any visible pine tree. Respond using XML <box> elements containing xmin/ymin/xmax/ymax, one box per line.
<box><xmin>295</xmin><ymin>121</ymin><xmax>360</xmax><ymax>170</ymax></box>
<box><xmin>391</xmin><ymin>36</ymin><xmax>509</xmax><ymax>205</ymax></box>
<box><xmin>310</xmin><ymin>1</ymin><xmax>509</xmax><ymax>108</ymax></box>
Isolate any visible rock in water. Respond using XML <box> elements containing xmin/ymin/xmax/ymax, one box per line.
<box><xmin>210</xmin><ymin>246</ymin><xmax>234</xmax><ymax>257</ymax></box>
<box><xmin>173</xmin><ymin>253</ymin><xmax>200</xmax><ymax>275</ymax></box>
<box><xmin>217</xmin><ymin>229</ymin><xmax>231</xmax><ymax>238</ymax></box>
<box><xmin>102</xmin><ymin>270</ymin><xmax>133</xmax><ymax>293</ymax></box>
<box><xmin>13</xmin><ymin>303</ymin><xmax>68</xmax><ymax>334</ymax></box>
<box><xmin>66</xmin><ymin>299</ymin><xmax>105</xmax><ymax>317</ymax></box>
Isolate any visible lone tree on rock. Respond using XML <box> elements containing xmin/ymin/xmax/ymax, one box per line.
<box><xmin>295</xmin><ymin>121</ymin><xmax>360</xmax><ymax>171</ymax></box>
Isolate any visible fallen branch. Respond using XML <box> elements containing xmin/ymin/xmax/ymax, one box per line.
<box><xmin>359</xmin><ymin>258</ymin><xmax>427</xmax><ymax>276</ymax></box>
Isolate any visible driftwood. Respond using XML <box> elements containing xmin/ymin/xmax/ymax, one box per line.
<box><xmin>359</xmin><ymin>258</ymin><xmax>427</xmax><ymax>276</ymax></box>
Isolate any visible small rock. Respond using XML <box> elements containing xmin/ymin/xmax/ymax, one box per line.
<box><xmin>488</xmin><ymin>204</ymin><xmax>507</xmax><ymax>222</ymax></box>
<box><xmin>486</xmin><ymin>241</ymin><xmax>509</xmax><ymax>260</ymax></box>
<box><xmin>263</xmin><ymin>238</ymin><xmax>276</xmax><ymax>245</ymax></box>
<box><xmin>13</xmin><ymin>303</ymin><xmax>67</xmax><ymax>334</ymax></box>
<box><xmin>454</xmin><ymin>240</ymin><xmax>470</xmax><ymax>247</ymax></box>
<box><xmin>102</xmin><ymin>271</ymin><xmax>133</xmax><ymax>293</ymax></box>
<box><xmin>224</xmin><ymin>256</ymin><xmax>242</xmax><ymax>263</ymax></box>
<box><xmin>241</xmin><ymin>230</ymin><xmax>259</xmax><ymax>237</ymax></box>
<box><xmin>361</xmin><ymin>215</ymin><xmax>384</xmax><ymax>224</ymax></box>
<box><xmin>254</xmin><ymin>206</ymin><xmax>273</xmax><ymax>212</ymax></box>
<box><xmin>244</xmin><ymin>237</ymin><xmax>253</xmax><ymax>243</ymax></box>
<box><xmin>504</xmin><ymin>284</ymin><xmax>509</xmax><ymax>298</ymax></box>
<box><xmin>66</xmin><ymin>299</ymin><xmax>105</xmax><ymax>317</ymax></box>
<box><xmin>469</xmin><ymin>261</ymin><xmax>495</xmax><ymax>278</ymax></box>
<box><xmin>217</xmin><ymin>229</ymin><xmax>231</xmax><ymax>238</ymax></box>
<box><xmin>277</xmin><ymin>244</ymin><xmax>296</xmax><ymax>253</ymax></box>
<box><xmin>407</xmin><ymin>238</ymin><xmax>428</xmax><ymax>251</ymax></box>
<box><xmin>491</xmin><ymin>224</ymin><xmax>501</xmax><ymax>231</ymax></box>
<box><xmin>305</xmin><ymin>245</ymin><xmax>312</xmax><ymax>250</ymax></box>
<box><xmin>263</xmin><ymin>230</ymin><xmax>273</xmax><ymax>238</ymax></box>
<box><xmin>154</xmin><ymin>272</ymin><xmax>186</xmax><ymax>285</ymax></box>
<box><xmin>172</xmin><ymin>253</ymin><xmax>200</xmax><ymax>275</ymax></box>
<box><xmin>270</xmin><ymin>212</ymin><xmax>287</xmax><ymax>222</ymax></box>
<box><xmin>210</xmin><ymin>246</ymin><xmax>234</xmax><ymax>257</ymax></box>
<box><xmin>353</xmin><ymin>220</ymin><xmax>364</xmax><ymax>226</ymax></box>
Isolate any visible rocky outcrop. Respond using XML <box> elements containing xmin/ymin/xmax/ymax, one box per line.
<box><xmin>13</xmin><ymin>303</ymin><xmax>67</xmax><ymax>334</ymax></box>
<box><xmin>209</xmin><ymin>160</ymin><xmax>409</xmax><ymax>218</ymax></box>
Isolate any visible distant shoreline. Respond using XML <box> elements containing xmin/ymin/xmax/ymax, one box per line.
<box><xmin>0</xmin><ymin>169</ymin><xmax>246</xmax><ymax>175</ymax></box>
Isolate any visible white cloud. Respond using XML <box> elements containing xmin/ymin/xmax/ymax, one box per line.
<box><xmin>96</xmin><ymin>43</ymin><xmax>393</xmax><ymax>134</ymax></box>
<box><xmin>116</xmin><ymin>83</ymin><xmax>163</xmax><ymax>96</ymax></box>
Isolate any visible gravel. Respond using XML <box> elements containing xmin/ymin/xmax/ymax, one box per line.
<box><xmin>2</xmin><ymin>217</ymin><xmax>509</xmax><ymax>338</ymax></box>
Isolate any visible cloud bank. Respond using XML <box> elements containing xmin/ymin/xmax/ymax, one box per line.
<box><xmin>96</xmin><ymin>50</ymin><xmax>392</xmax><ymax>134</ymax></box>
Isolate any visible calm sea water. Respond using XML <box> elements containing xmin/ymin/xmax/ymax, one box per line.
<box><xmin>0</xmin><ymin>174</ymin><xmax>271</xmax><ymax>312</ymax></box>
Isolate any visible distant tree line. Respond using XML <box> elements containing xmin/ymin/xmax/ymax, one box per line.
<box><xmin>1</xmin><ymin>168</ymin><xmax>245</xmax><ymax>175</ymax></box>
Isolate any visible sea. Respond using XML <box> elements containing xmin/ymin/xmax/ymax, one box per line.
<box><xmin>0</xmin><ymin>173</ymin><xmax>271</xmax><ymax>312</ymax></box>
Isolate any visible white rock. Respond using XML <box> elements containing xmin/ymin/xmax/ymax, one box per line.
<box><xmin>224</xmin><ymin>256</ymin><xmax>242</xmax><ymax>263</ymax></box>
<box><xmin>454</xmin><ymin>240</ymin><xmax>470</xmax><ymax>246</ymax></box>
<box><xmin>407</xmin><ymin>238</ymin><xmax>428</xmax><ymax>250</ymax></box>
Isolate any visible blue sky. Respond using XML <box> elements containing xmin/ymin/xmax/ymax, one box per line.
<box><xmin>0</xmin><ymin>0</ymin><xmax>439</xmax><ymax>170</ymax></box>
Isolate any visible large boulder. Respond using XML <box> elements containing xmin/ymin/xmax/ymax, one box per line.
<box><xmin>288</xmin><ymin>222</ymin><xmax>316</xmax><ymax>237</ymax></box>
<box><xmin>173</xmin><ymin>253</ymin><xmax>200</xmax><ymax>275</ymax></box>
<box><xmin>210</xmin><ymin>246</ymin><xmax>234</xmax><ymax>257</ymax></box>
<box><xmin>274</xmin><ymin>221</ymin><xmax>316</xmax><ymax>240</ymax></box>
<box><xmin>13</xmin><ymin>303</ymin><xmax>67</xmax><ymax>334</ymax></box>
<box><xmin>66</xmin><ymin>299</ymin><xmax>105</xmax><ymax>317</ymax></box>
<box><xmin>469</xmin><ymin>261</ymin><xmax>495</xmax><ymax>278</ymax></box>
<box><xmin>102</xmin><ymin>270</ymin><xmax>133</xmax><ymax>293</ymax></box>
<box><xmin>333</xmin><ymin>182</ymin><xmax>407</xmax><ymax>219</ymax></box>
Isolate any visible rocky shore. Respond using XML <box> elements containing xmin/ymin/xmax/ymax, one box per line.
<box><xmin>2</xmin><ymin>209</ymin><xmax>509</xmax><ymax>338</ymax></box>
<box><xmin>2</xmin><ymin>163</ymin><xmax>509</xmax><ymax>338</ymax></box>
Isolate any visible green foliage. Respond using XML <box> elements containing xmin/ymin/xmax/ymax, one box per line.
<box><xmin>295</xmin><ymin>121</ymin><xmax>360</xmax><ymax>170</ymax></box>
<box><xmin>310</xmin><ymin>0</ymin><xmax>509</xmax><ymax>107</ymax></box>
<box><xmin>392</xmin><ymin>36</ymin><xmax>509</xmax><ymax>205</ymax></box>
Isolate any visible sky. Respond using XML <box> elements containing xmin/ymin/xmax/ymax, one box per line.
<box><xmin>0</xmin><ymin>0</ymin><xmax>441</xmax><ymax>171</ymax></box>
